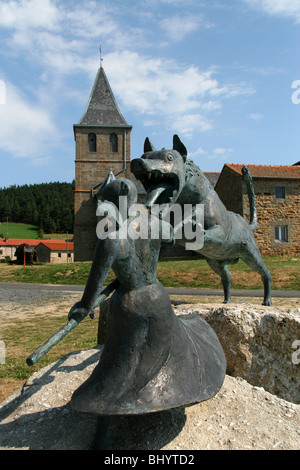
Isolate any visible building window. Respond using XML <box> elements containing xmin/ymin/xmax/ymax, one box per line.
<box><xmin>110</xmin><ymin>133</ymin><xmax>118</xmax><ymax>152</ymax></box>
<box><xmin>275</xmin><ymin>187</ymin><xmax>285</xmax><ymax>199</ymax></box>
<box><xmin>275</xmin><ymin>225</ymin><xmax>288</xmax><ymax>242</ymax></box>
<box><xmin>58</xmin><ymin>252</ymin><xmax>62</xmax><ymax>258</ymax></box>
<box><xmin>88</xmin><ymin>133</ymin><xmax>96</xmax><ymax>152</ymax></box>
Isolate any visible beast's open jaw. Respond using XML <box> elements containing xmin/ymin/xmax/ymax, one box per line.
<box><xmin>137</xmin><ymin>171</ymin><xmax>179</xmax><ymax>207</ymax></box>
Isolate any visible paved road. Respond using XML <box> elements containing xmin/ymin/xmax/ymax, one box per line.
<box><xmin>0</xmin><ymin>282</ymin><xmax>299</xmax><ymax>298</ymax></box>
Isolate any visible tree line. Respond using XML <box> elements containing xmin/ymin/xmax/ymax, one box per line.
<box><xmin>0</xmin><ymin>181</ymin><xmax>74</xmax><ymax>234</ymax></box>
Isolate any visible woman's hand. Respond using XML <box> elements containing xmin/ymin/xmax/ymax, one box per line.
<box><xmin>68</xmin><ymin>301</ymin><xmax>94</xmax><ymax>322</ymax></box>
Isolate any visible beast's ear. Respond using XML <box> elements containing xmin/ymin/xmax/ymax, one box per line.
<box><xmin>144</xmin><ymin>137</ymin><xmax>156</xmax><ymax>153</ymax></box>
<box><xmin>173</xmin><ymin>134</ymin><xmax>187</xmax><ymax>162</ymax></box>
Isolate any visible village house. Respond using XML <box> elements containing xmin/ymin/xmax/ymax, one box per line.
<box><xmin>215</xmin><ymin>163</ymin><xmax>300</xmax><ymax>255</ymax></box>
<box><xmin>0</xmin><ymin>239</ymin><xmax>74</xmax><ymax>263</ymax></box>
<box><xmin>0</xmin><ymin>238</ymin><xmax>39</xmax><ymax>261</ymax></box>
<box><xmin>35</xmin><ymin>240</ymin><xmax>74</xmax><ymax>263</ymax></box>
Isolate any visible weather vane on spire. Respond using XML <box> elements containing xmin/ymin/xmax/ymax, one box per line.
<box><xmin>99</xmin><ymin>43</ymin><xmax>103</xmax><ymax>67</ymax></box>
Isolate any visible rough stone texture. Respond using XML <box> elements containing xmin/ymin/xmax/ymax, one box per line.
<box><xmin>215</xmin><ymin>164</ymin><xmax>300</xmax><ymax>256</ymax></box>
<box><xmin>174</xmin><ymin>304</ymin><xmax>300</xmax><ymax>404</ymax></box>
<box><xmin>244</xmin><ymin>180</ymin><xmax>300</xmax><ymax>256</ymax></box>
<box><xmin>0</xmin><ymin>346</ymin><xmax>299</xmax><ymax>450</ymax></box>
<box><xmin>74</xmin><ymin>127</ymin><xmax>132</xmax><ymax>262</ymax></box>
<box><xmin>99</xmin><ymin>301</ymin><xmax>300</xmax><ymax>404</ymax></box>
<box><xmin>0</xmin><ymin>304</ymin><xmax>299</xmax><ymax>450</ymax></box>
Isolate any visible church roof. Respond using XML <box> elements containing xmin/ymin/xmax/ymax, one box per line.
<box><xmin>77</xmin><ymin>66</ymin><xmax>130</xmax><ymax>128</ymax></box>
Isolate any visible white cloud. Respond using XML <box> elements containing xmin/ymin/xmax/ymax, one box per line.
<box><xmin>171</xmin><ymin>114</ymin><xmax>213</xmax><ymax>136</ymax></box>
<box><xmin>242</xmin><ymin>0</ymin><xmax>300</xmax><ymax>23</ymax></box>
<box><xmin>248</xmin><ymin>113</ymin><xmax>265</xmax><ymax>121</ymax></box>
<box><xmin>0</xmin><ymin>82</ymin><xmax>60</xmax><ymax>161</ymax></box>
<box><xmin>207</xmin><ymin>148</ymin><xmax>234</xmax><ymax>161</ymax></box>
<box><xmin>159</xmin><ymin>14</ymin><xmax>211</xmax><ymax>41</ymax></box>
<box><xmin>105</xmin><ymin>51</ymin><xmax>254</xmax><ymax>136</ymax></box>
<box><xmin>0</xmin><ymin>1</ymin><xmax>257</xmax><ymax>163</ymax></box>
<box><xmin>213</xmin><ymin>147</ymin><xmax>234</xmax><ymax>155</ymax></box>
<box><xmin>202</xmin><ymin>100</ymin><xmax>222</xmax><ymax>111</ymax></box>
<box><xmin>190</xmin><ymin>146</ymin><xmax>234</xmax><ymax>161</ymax></box>
<box><xmin>0</xmin><ymin>80</ymin><xmax>6</xmax><ymax>105</ymax></box>
<box><xmin>0</xmin><ymin>0</ymin><xmax>59</xmax><ymax>30</ymax></box>
<box><xmin>188</xmin><ymin>147</ymin><xmax>206</xmax><ymax>158</ymax></box>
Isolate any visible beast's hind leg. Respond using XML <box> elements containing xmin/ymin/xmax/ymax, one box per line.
<box><xmin>205</xmin><ymin>258</ymin><xmax>232</xmax><ymax>303</ymax></box>
<box><xmin>241</xmin><ymin>246</ymin><xmax>272</xmax><ymax>306</ymax></box>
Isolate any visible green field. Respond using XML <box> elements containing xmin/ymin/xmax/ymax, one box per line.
<box><xmin>0</xmin><ymin>223</ymin><xmax>73</xmax><ymax>240</ymax></box>
<box><xmin>0</xmin><ymin>256</ymin><xmax>299</xmax><ymax>291</ymax></box>
<box><xmin>0</xmin><ymin>223</ymin><xmax>39</xmax><ymax>239</ymax></box>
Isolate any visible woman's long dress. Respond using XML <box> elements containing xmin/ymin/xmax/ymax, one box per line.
<box><xmin>70</xmin><ymin>280</ymin><xmax>226</xmax><ymax>415</ymax></box>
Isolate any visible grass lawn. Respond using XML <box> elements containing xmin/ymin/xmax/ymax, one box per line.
<box><xmin>0</xmin><ymin>254</ymin><xmax>299</xmax><ymax>403</ymax></box>
<box><xmin>0</xmin><ymin>313</ymin><xmax>97</xmax><ymax>403</ymax></box>
<box><xmin>0</xmin><ymin>255</ymin><xmax>299</xmax><ymax>291</ymax></box>
<box><xmin>157</xmin><ymin>256</ymin><xmax>300</xmax><ymax>291</ymax></box>
<box><xmin>0</xmin><ymin>222</ymin><xmax>73</xmax><ymax>240</ymax></box>
<box><xmin>0</xmin><ymin>223</ymin><xmax>39</xmax><ymax>239</ymax></box>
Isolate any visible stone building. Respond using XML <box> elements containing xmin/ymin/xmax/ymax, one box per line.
<box><xmin>35</xmin><ymin>240</ymin><xmax>74</xmax><ymax>263</ymax></box>
<box><xmin>0</xmin><ymin>238</ymin><xmax>74</xmax><ymax>263</ymax></box>
<box><xmin>0</xmin><ymin>238</ymin><xmax>39</xmax><ymax>261</ymax></box>
<box><xmin>215</xmin><ymin>163</ymin><xmax>300</xmax><ymax>255</ymax></box>
<box><xmin>73</xmin><ymin>65</ymin><xmax>133</xmax><ymax>261</ymax></box>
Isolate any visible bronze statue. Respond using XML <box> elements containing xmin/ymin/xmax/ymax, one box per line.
<box><xmin>131</xmin><ymin>135</ymin><xmax>273</xmax><ymax>306</ymax></box>
<box><xmin>67</xmin><ymin>178</ymin><xmax>226</xmax><ymax>415</ymax></box>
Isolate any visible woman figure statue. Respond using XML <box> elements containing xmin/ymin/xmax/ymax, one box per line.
<box><xmin>68</xmin><ymin>178</ymin><xmax>226</xmax><ymax>415</ymax></box>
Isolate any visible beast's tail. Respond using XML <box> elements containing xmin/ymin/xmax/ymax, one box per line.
<box><xmin>242</xmin><ymin>166</ymin><xmax>258</xmax><ymax>232</ymax></box>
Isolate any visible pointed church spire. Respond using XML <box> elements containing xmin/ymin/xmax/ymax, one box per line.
<box><xmin>78</xmin><ymin>66</ymin><xmax>129</xmax><ymax>127</ymax></box>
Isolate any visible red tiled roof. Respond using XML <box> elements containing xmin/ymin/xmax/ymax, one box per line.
<box><xmin>0</xmin><ymin>238</ymin><xmax>74</xmax><ymax>251</ymax></box>
<box><xmin>0</xmin><ymin>238</ymin><xmax>40</xmax><ymax>247</ymax></box>
<box><xmin>226</xmin><ymin>163</ymin><xmax>300</xmax><ymax>179</ymax></box>
<box><xmin>36</xmin><ymin>240</ymin><xmax>74</xmax><ymax>251</ymax></box>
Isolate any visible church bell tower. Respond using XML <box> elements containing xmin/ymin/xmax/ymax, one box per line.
<box><xmin>73</xmin><ymin>64</ymin><xmax>132</xmax><ymax>261</ymax></box>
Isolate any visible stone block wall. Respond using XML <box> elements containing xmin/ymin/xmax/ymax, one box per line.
<box><xmin>74</xmin><ymin>127</ymin><xmax>132</xmax><ymax>191</ymax></box>
<box><xmin>243</xmin><ymin>178</ymin><xmax>300</xmax><ymax>255</ymax></box>
<box><xmin>0</xmin><ymin>245</ymin><xmax>17</xmax><ymax>260</ymax></box>
<box><xmin>74</xmin><ymin>127</ymin><xmax>132</xmax><ymax>261</ymax></box>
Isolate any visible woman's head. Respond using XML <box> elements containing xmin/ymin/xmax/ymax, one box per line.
<box><xmin>100</xmin><ymin>178</ymin><xmax>138</xmax><ymax>209</ymax></box>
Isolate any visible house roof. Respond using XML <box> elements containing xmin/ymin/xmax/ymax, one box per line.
<box><xmin>0</xmin><ymin>238</ymin><xmax>40</xmax><ymax>247</ymax></box>
<box><xmin>0</xmin><ymin>239</ymin><xmax>74</xmax><ymax>251</ymax></box>
<box><xmin>225</xmin><ymin>163</ymin><xmax>300</xmax><ymax>179</ymax></box>
<box><xmin>36</xmin><ymin>240</ymin><xmax>74</xmax><ymax>251</ymax></box>
<box><xmin>76</xmin><ymin>66</ymin><xmax>130</xmax><ymax>128</ymax></box>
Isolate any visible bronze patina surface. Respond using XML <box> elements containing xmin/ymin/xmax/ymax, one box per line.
<box><xmin>68</xmin><ymin>178</ymin><xmax>226</xmax><ymax>415</ymax></box>
<box><xmin>131</xmin><ymin>135</ymin><xmax>272</xmax><ymax>306</ymax></box>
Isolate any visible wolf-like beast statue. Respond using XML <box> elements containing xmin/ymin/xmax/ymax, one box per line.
<box><xmin>130</xmin><ymin>134</ymin><xmax>272</xmax><ymax>306</ymax></box>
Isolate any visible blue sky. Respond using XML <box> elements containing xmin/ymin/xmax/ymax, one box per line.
<box><xmin>0</xmin><ymin>0</ymin><xmax>299</xmax><ymax>188</ymax></box>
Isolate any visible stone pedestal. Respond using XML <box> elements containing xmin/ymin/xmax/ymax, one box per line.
<box><xmin>1</xmin><ymin>304</ymin><xmax>299</xmax><ymax>450</ymax></box>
